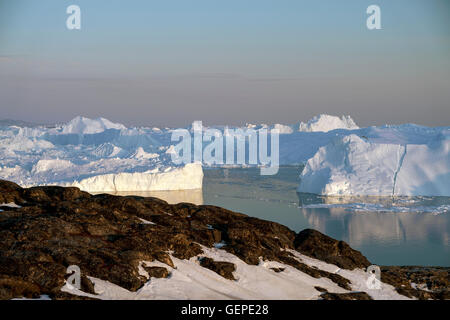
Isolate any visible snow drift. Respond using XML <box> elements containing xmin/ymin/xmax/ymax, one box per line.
<box><xmin>298</xmin><ymin>134</ymin><xmax>450</xmax><ymax>196</ymax></box>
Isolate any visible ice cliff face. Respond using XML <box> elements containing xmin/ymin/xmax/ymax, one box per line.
<box><xmin>298</xmin><ymin>134</ymin><xmax>450</xmax><ymax>196</ymax></box>
<box><xmin>68</xmin><ymin>163</ymin><xmax>203</xmax><ymax>192</ymax></box>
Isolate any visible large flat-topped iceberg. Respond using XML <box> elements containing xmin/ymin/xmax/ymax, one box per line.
<box><xmin>298</xmin><ymin>134</ymin><xmax>450</xmax><ymax>196</ymax></box>
<box><xmin>68</xmin><ymin>163</ymin><xmax>203</xmax><ymax>192</ymax></box>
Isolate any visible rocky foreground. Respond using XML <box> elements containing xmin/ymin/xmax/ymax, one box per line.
<box><xmin>0</xmin><ymin>180</ymin><xmax>448</xmax><ymax>300</ymax></box>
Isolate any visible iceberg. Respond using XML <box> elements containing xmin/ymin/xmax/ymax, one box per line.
<box><xmin>68</xmin><ymin>163</ymin><xmax>203</xmax><ymax>192</ymax></box>
<box><xmin>1</xmin><ymin>114</ymin><xmax>448</xmax><ymax>195</ymax></box>
<box><xmin>59</xmin><ymin>116</ymin><xmax>127</xmax><ymax>134</ymax></box>
<box><xmin>298</xmin><ymin>134</ymin><xmax>450</xmax><ymax>196</ymax></box>
<box><xmin>298</xmin><ymin>114</ymin><xmax>359</xmax><ymax>132</ymax></box>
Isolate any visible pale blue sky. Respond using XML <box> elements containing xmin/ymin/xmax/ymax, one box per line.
<box><xmin>0</xmin><ymin>0</ymin><xmax>449</xmax><ymax>127</ymax></box>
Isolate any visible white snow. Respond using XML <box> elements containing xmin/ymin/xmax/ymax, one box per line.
<box><xmin>138</xmin><ymin>218</ymin><xmax>156</xmax><ymax>225</ymax></box>
<box><xmin>298</xmin><ymin>134</ymin><xmax>450</xmax><ymax>196</ymax></box>
<box><xmin>0</xmin><ymin>203</ymin><xmax>22</xmax><ymax>208</ymax></box>
<box><xmin>298</xmin><ymin>114</ymin><xmax>359</xmax><ymax>132</ymax></box>
<box><xmin>61</xmin><ymin>246</ymin><xmax>409</xmax><ymax>300</ymax></box>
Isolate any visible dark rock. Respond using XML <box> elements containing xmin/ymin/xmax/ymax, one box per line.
<box><xmin>314</xmin><ymin>286</ymin><xmax>328</xmax><ymax>293</ymax></box>
<box><xmin>80</xmin><ymin>275</ymin><xmax>96</xmax><ymax>295</ymax></box>
<box><xmin>199</xmin><ymin>257</ymin><xmax>236</xmax><ymax>280</ymax></box>
<box><xmin>0</xmin><ymin>180</ymin><xmax>23</xmax><ymax>204</ymax></box>
<box><xmin>270</xmin><ymin>268</ymin><xmax>286</xmax><ymax>273</ymax></box>
<box><xmin>320</xmin><ymin>292</ymin><xmax>373</xmax><ymax>300</ymax></box>
<box><xmin>294</xmin><ymin>229</ymin><xmax>371</xmax><ymax>270</ymax></box>
<box><xmin>380</xmin><ymin>266</ymin><xmax>450</xmax><ymax>300</ymax></box>
<box><xmin>144</xmin><ymin>267</ymin><xmax>169</xmax><ymax>279</ymax></box>
<box><xmin>0</xmin><ymin>276</ymin><xmax>41</xmax><ymax>300</ymax></box>
<box><xmin>154</xmin><ymin>252</ymin><xmax>175</xmax><ymax>268</ymax></box>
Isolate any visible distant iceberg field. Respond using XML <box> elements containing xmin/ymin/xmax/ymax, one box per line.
<box><xmin>0</xmin><ymin>116</ymin><xmax>203</xmax><ymax>192</ymax></box>
<box><xmin>0</xmin><ymin>114</ymin><xmax>448</xmax><ymax>196</ymax></box>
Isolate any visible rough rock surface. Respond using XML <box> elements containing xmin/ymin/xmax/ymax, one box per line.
<box><xmin>320</xmin><ymin>291</ymin><xmax>373</xmax><ymax>300</ymax></box>
<box><xmin>0</xmin><ymin>180</ymin><xmax>447</xmax><ymax>300</ymax></box>
<box><xmin>294</xmin><ymin>229</ymin><xmax>371</xmax><ymax>270</ymax></box>
<box><xmin>143</xmin><ymin>266</ymin><xmax>170</xmax><ymax>279</ymax></box>
<box><xmin>380</xmin><ymin>266</ymin><xmax>450</xmax><ymax>300</ymax></box>
<box><xmin>199</xmin><ymin>257</ymin><xmax>236</xmax><ymax>280</ymax></box>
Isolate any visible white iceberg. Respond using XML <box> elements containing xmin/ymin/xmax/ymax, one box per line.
<box><xmin>298</xmin><ymin>134</ymin><xmax>450</xmax><ymax>196</ymax></box>
<box><xmin>298</xmin><ymin>114</ymin><xmax>359</xmax><ymax>132</ymax></box>
<box><xmin>68</xmin><ymin>163</ymin><xmax>203</xmax><ymax>192</ymax></box>
<box><xmin>60</xmin><ymin>116</ymin><xmax>127</xmax><ymax>134</ymax></box>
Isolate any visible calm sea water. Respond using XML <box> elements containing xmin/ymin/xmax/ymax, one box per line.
<box><xmin>115</xmin><ymin>167</ymin><xmax>450</xmax><ymax>267</ymax></box>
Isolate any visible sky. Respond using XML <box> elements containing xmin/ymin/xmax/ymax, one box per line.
<box><xmin>0</xmin><ymin>0</ymin><xmax>449</xmax><ymax>127</ymax></box>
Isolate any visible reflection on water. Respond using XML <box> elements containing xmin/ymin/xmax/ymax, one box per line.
<box><xmin>297</xmin><ymin>194</ymin><xmax>449</xmax><ymax>247</ymax></box>
<box><xmin>298</xmin><ymin>193</ymin><xmax>450</xmax><ymax>214</ymax></box>
<box><xmin>299</xmin><ymin>203</ymin><xmax>449</xmax><ymax>247</ymax></box>
<box><xmin>98</xmin><ymin>189</ymin><xmax>203</xmax><ymax>205</ymax></box>
<box><xmin>202</xmin><ymin>167</ymin><xmax>450</xmax><ymax>266</ymax></box>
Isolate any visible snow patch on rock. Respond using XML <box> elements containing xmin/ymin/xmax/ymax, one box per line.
<box><xmin>61</xmin><ymin>246</ymin><xmax>408</xmax><ymax>300</ymax></box>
